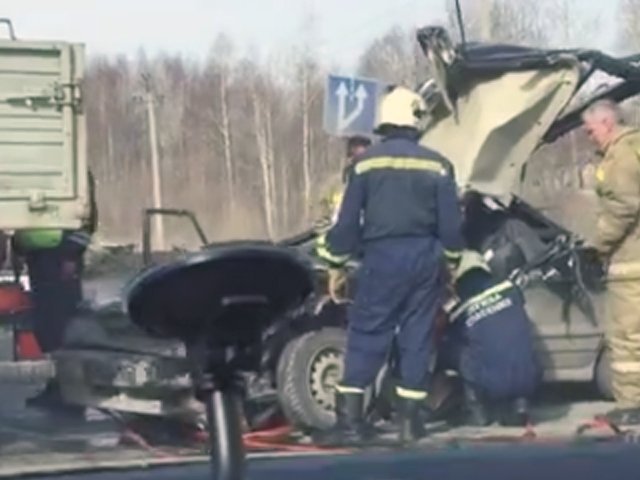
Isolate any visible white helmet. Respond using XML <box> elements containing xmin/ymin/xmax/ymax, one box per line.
<box><xmin>374</xmin><ymin>85</ymin><xmax>427</xmax><ymax>133</ymax></box>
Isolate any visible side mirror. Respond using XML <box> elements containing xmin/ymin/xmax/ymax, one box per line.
<box><xmin>124</xmin><ymin>242</ymin><xmax>314</xmax><ymax>480</ymax></box>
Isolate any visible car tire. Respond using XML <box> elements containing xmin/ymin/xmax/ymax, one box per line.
<box><xmin>595</xmin><ymin>347</ymin><xmax>614</xmax><ymax>401</ymax></box>
<box><xmin>277</xmin><ymin>327</ymin><xmax>372</xmax><ymax>432</ymax></box>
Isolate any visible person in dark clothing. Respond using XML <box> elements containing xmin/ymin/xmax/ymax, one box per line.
<box><xmin>15</xmin><ymin>231</ymin><xmax>90</xmax><ymax>353</ymax></box>
<box><xmin>439</xmin><ymin>250</ymin><xmax>543</xmax><ymax>427</ymax></box>
<box><xmin>342</xmin><ymin>135</ymin><xmax>372</xmax><ymax>182</ymax></box>
<box><xmin>314</xmin><ymin>85</ymin><xmax>464</xmax><ymax>446</ymax></box>
<box><xmin>14</xmin><ymin>170</ymin><xmax>98</xmax><ymax>410</ymax></box>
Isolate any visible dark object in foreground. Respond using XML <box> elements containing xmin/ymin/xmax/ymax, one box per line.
<box><xmin>125</xmin><ymin>242</ymin><xmax>314</xmax><ymax>480</ymax></box>
<box><xmin>18</xmin><ymin>442</ymin><xmax>640</xmax><ymax>480</ymax></box>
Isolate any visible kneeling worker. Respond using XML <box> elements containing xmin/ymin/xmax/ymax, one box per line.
<box><xmin>314</xmin><ymin>85</ymin><xmax>464</xmax><ymax>445</ymax></box>
<box><xmin>440</xmin><ymin>250</ymin><xmax>542</xmax><ymax>427</ymax></box>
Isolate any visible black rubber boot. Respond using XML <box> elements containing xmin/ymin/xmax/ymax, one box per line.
<box><xmin>397</xmin><ymin>397</ymin><xmax>427</xmax><ymax>444</ymax></box>
<box><xmin>500</xmin><ymin>397</ymin><xmax>531</xmax><ymax>427</ymax></box>
<box><xmin>460</xmin><ymin>383</ymin><xmax>492</xmax><ymax>427</ymax></box>
<box><xmin>313</xmin><ymin>391</ymin><xmax>376</xmax><ymax>447</ymax></box>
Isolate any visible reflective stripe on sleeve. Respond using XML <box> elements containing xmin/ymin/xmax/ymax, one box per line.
<box><xmin>354</xmin><ymin>157</ymin><xmax>447</xmax><ymax>176</ymax></box>
<box><xmin>315</xmin><ymin>233</ymin><xmax>349</xmax><ymax>267</ymax></box>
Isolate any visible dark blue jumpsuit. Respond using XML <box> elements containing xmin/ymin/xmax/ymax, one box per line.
<box><xmin>13</xmin><ymin>172</ymin><xmax>97</xmax><ymax>354</ymax></box>
<box><xmin>16</xmin><ymin>230</ymin><xmax>90</xmax><ymax>353</ymax></box>
<box><xmin>316</xmin><ymin>129</ymin><xmax>464</xmax><ymax>399</ymax></box>
<box><xmin>442</xmin><ymin>273</ymin><xmax>542</xmax><ymax>401</ymax></box>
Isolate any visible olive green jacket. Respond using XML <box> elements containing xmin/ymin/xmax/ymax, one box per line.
<box><xmin>594</xmin><ymin>127</ymin><xmax>640</xmax><ymax>280</ymax></box>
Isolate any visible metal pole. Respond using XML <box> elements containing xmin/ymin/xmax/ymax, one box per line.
<box><xmin>206</xmin><ymin>389</ymin><xmax>245</xmax><ymax>480</ymax></box>
<box><xmin>144</xmin><ymin>85</ymin><xmax>166</xmax><ymax>251</ymax></box>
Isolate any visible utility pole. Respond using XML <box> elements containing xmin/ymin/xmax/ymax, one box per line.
<box><xmin>479</xmin><ymin>0</ymin><xmax>493</xmax><ymax>41</ymax></box>
<box><xmin>559</xmin><ymin>0</ymin><xmax>582</xmax><ymax>189</ymax></box>
<box><xmin>141</xmin><ymin>74</ymin><xmax>166</xmax><ymax>251</ymax></box>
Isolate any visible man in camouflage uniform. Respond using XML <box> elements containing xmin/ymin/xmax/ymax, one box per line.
<box><xmin>315</xmin><ymin>136</ymin><xmax>372</xmax><ymax>230</ymax></box>
<box><xmin>582</xmin><ymin>100</ymin><xmax>640</xmax><ymax>424</ymax></box>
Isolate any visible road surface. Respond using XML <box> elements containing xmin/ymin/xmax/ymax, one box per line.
<box><xmin>13</xmin><ymin>442</ymin><xmax>640</xmax><ymax>480</ymax></box>
<box><xmin>0</xmin><ymin>265</ymin><xmax>635</xmax><ymax>477</ymax></box>
<box><xmin>0</xmin><ymin>378</ymin><xmax>628</xmax><ymax>478</ymax></box>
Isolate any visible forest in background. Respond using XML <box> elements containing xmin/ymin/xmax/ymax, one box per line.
<box><xmin>84</xmin><ymin>0</ymin><xmax>640</xmax><ymax>248</ymax></box>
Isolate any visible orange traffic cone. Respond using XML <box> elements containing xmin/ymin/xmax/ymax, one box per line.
<box><xmin>16</xmin><ymin>330</ymin><xmax>43</xmax><ymax>360</ymax></box>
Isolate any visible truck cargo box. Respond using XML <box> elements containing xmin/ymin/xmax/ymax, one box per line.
<box><xmin>0</xmin><ymin>20</ymin><xmax>88</xmax><ymax>230</ymax></box>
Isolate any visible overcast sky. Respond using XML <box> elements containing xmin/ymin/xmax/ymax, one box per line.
<box><xmin>4</xmin><ymin>0</ymin><xmax>616</xmax><ymax>72</ymax></box>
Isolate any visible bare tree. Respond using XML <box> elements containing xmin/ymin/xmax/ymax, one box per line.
<box><xmin>247</xmin><ymin>65</ymin><xmax>277</xmax><ymax>239</ymax></box>
<box><xmin>357</xmin><ymin>26</ymin><xmax>426</xmax><ymax>86</ymax></box>
<box><xmin>211</xmin><ymin>34</ymin><xmax>236</xmax><ymax>217</ymax></box>
<box><xmin>447</xmin><ymin>0</ymin><xmax>552</xmax><ymax>46</ymax></box>
<box><xmin>617</xmin><ymin>0</ymin><xmax>640</xmax><ymax>126</ymax></box>
<box><xmin>548</xmin><ymin>0</ymin><xmax>601</xmax><ymax>189</ymax></box>
<box><xmin>618</xmin><ymin>0</ymin><xmax>640</xmax><ymax>53</ymax></box>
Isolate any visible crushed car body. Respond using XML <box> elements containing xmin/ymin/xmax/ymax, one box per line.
<box><xmin>53</xmin><ymin>26</ymin><xmax>640</xmax><ymax>433</ymax></box>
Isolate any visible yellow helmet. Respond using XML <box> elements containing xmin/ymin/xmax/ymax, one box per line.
<box><xmin>375</xmin><ymin>85</ymin><xmax>427</xmax><ymax>132</ymax></box>
<box><xmin>454</xmin><ymin>250</ymin><xmax>491</xmax><ymax>280</ymax></box>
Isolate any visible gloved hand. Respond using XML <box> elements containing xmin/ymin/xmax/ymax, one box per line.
<box><xmin>328</xmin><ymin>267</ymin><xmax>350</xmax><ymax>304</ymax></box>
<box><xmin>446</xmin><ymin>258</ymin><xmax>460</xmax><ymax>282</ymax></box>
<box><xmin>579</xmin><ymin>245</ymin><xmax>609</xmax><ymax>291</ymax></box>
<box><xmin>583</xmin><ymin>244</ymin><xmax>610</xmax><ymax>271</ymax></box>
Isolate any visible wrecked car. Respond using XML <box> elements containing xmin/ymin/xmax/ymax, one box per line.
<box><xmin>270</xmin><ymin>27</ymin><xmax>629</xmax><ymax>431</ymax></box>
<box><xmin>54</xmin><ymin>210</ymin><xmax>338</xmax><ymax>432</ymax></box>
<box><xmin>52</xmin><ymin>26</ymin><xmax>640</xmax><ymax>434</ymax></box>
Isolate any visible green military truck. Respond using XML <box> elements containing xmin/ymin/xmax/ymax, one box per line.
<box><xmin>0</xmin><ymin>18</ymin><xmax>89</xmax><ymax>232</ymax></box>
<box><xmin>0</xmin><ymin>18</ymin><xmax>90</xmax><ymax>379</ymax></box>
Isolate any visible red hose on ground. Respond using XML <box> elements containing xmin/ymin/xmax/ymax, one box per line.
<box><xmin>120</xmin><ymin>415</ymin><xmax>626</xmax><ymax>460</ymax></box>
<box><xmin>119</xmin><ymin>427</ymin><xmax>177</xmax><ymax>459</ymax></box>
<box><xmin>242</xmin><ymin>425</ymin><xmax>350</xmax><ymax>453</ymax></box>
<box><xmin>120</xmin><ymin>421</ymin><xmax>349</xmax><ymax>458</ymax></box>
<box><xmin>458</xmin><ymin>418</ymin><xmax>624</xmax><ymax>446</ymax></box>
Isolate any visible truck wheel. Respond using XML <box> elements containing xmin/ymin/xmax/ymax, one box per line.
<box><xmin>276</xmin><ymin>328</ymin><xmax>351</xmax><ymax>432</ymax></box>
<box><xmin>595</xmin><ymin>347</ymin><xmax>614</xmax><ymax>401</ymax></box>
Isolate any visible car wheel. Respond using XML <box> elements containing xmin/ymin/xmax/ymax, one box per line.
<box><xmin>276</xmin><ymin>328</ymin><xmax>375</xmax><ymax>432</ymax></box>
<box><xmin>595</xmin><ymin>346</ymin><xmax>614</xmax><ymax>401</ymax></box>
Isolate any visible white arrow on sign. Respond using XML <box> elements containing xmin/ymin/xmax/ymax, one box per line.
<box><xmin>335</xmin><ymin>82</ymin><xmax>369</xmax><ymax>131</ymax></box>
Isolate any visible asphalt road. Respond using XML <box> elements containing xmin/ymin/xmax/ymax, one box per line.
<box><xmin>0</xmin><ymin>272</ymin><xmax>632</xmax><ymax>477</ymax></box>
<box><xmin>0</xmin><ymin>378</ymin><xmax>626</xmax><ymax>478</ymax></box>
<box><xmin>14</xmin><ymin>442</ymin><xmax>640</xmax><ymax>480</ymax></box>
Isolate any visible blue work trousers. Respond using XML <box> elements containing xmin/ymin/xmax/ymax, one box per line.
<box><xmin>25</xmin><ymin>237</ymin><xmax>86</xmax><ymax>353</ymax></box>
<box><xmin>341</xmin><ymin>237</ymin><xmax>443</xmax><ymax>392</ymax></box>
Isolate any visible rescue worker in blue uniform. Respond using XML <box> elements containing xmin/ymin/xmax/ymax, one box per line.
<box><xmin>314</xmin><ymin>85</ymin><xmax>464</xmax><ymax>445</ymax></box>
<box><xmin>314</xmin><ymin>135</ymin><xmax>373</xmax><ymax>304</ymax></box>
<box><xmin>440</xmin><ymin>250</ymin><xmax>543</xmax><ymax>427</ymax></box>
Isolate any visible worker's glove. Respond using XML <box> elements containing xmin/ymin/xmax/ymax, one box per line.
<box><xmin>312</xmin><ymin>216</ymin><xmax>331</xmax><ymax>233</ymax></box>
<box><xmin>328</xmin><ymin>267</ymin><xmax>350</xmax><ymax>304</ymax></box>
<box><xmin>583</xmin><ymin>244</ymin><xmax>610</xmax><ymax>274</ymax></box>
<box><xmin>446</xmin><ymin>258</ymin><xmax>460</xmax><ymax>282</ymax></box>
<box><xmin>574</xmin><ymin>245</ymin><xmax>608</xmax><ymax>293</ymax></box>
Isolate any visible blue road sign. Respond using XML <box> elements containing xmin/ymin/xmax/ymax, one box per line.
<box><xmin>323</xmin><ymin>74</ymin><xmax>381</xmax><ymax>136</ymax></box>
